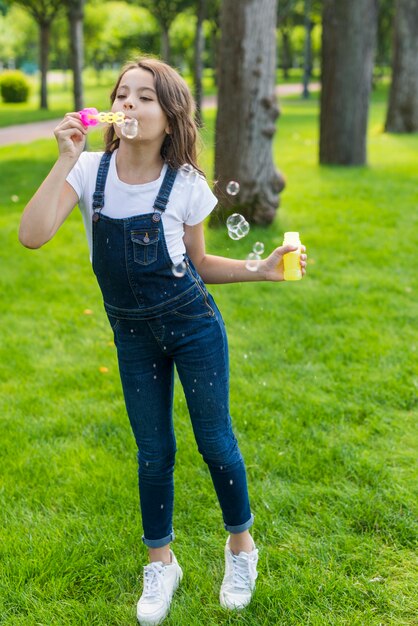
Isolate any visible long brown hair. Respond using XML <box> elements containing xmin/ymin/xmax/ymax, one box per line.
<box><xmin>104</xmin><ymin>57</ymin><xmax>203</xmax><ymax>175</ymax></box>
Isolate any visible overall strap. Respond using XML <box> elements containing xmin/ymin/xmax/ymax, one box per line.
<box><xmin>92</xmin><ymin>152</ymin><xmax>112</xmax><ymax>215</ymax></box>
<box><xmin>152</xmin><ymin>166</ymin><xmax>178</xmax><ymax>222</ymax></box>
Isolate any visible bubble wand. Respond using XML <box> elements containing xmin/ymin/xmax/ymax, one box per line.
<box><xmin>78</xmin><ymin>107</ymin><xmax>138</xmax><ymax>138</ymax></box>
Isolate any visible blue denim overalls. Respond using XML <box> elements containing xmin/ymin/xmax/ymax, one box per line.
<box><xmin>92</xmin><ymin>152</ymin><xmax>253</xmax><ymax>547</ymax></box>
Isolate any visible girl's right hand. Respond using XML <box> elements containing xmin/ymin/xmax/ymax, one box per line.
<box><xmin>53</xmin><ymin>113</ymin><xmax>87</xmax><ymax>160</ymax></box>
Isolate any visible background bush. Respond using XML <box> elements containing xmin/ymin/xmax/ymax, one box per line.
<box><xmin>0</xmin><ymin>70</ymin><xmax>30</xmax><ymax>103</ymax></box>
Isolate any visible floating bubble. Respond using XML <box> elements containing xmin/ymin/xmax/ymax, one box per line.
<box><xmin>237</xmin><ymin>220</ymin><xmax>250</xmax><ymax>237</ymax></box>
<box><xmin>227</xmin><ymin>228</ymin><xmax>241</xmax><ymax>241</ymax></box>
<box><xmin>121</xmin><ymin>117</ymin><xmax>138</xmax><ymax>139</ymax></box>
<box><xmin>226</xmin><ymin>213</ymin><xmax>244</xmax><ymax>230</ymax></box>
<box><xmin>172</xmin><ymin>260</ymin><xmax>187</xmax><ymax>278</ymax></box>
<box><xmin>226</xmin><ymin>213</ymin><xmax>250</xmax><ymax>240</ymax></box>
<box><xmin>179</xmin><ymin>164</ymin><xmax>195</xmax><ymax>178</ymax></box>
<box><xmin>253</xmin><ymin>241</ymin><xmax>264</xmax><ymax>255</ymax></box>
<box><xmin>245</xmin><ymin>252</ymin><xmax>261</xmax><ymax>272</ymax></box>
<box><xmin>11</xmin><ymin>195</ymin><xmax>19</xmax><ymax>203</ymax></box>
<box><xmin>226</xmin><ymin>180</ymin><xmax>240</xmax><ymax>196</ymax></box>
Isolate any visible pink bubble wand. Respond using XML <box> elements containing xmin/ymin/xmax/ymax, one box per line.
<box><xmin>78</xmin><ymin>107</ymin><xmax>139</xmax><ymax>139</ymax></box>
<box><xmin>78</xmin><ymin>107</ymin><xmax>125</xmax><ymax>127</ymax></box>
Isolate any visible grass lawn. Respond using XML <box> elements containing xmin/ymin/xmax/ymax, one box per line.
<box><xmin>0</xmin><ymin>90</ymin><xmax>417</xmax><ymax>625</ymax></box>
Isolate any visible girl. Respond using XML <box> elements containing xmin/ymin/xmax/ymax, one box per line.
<box><xmin>19</xmin><ymin>58</ymin><xmax>307</xmax><ymax>626</ymax></box>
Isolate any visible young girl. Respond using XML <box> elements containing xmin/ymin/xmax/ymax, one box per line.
<box><xmin>19</xmin><ymin>57</ymin><xmax>307</xmax><ymax>625</ymax></box>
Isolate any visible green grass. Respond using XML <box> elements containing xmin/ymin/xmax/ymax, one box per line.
<box><xmin>0</xmin><ymin>90</ymin><xmax>417</xmax><ymax>625</ymax></box>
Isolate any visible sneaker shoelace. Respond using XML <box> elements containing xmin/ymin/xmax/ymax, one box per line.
<box><xmin>142</xmin><ymin>562</ymin><xmax>168</xmax><ymax>602</ymax></box>
<box><xmin>231</xmin><ymin>552</ymin><xmax>258</xmax><ymax>591</ymax></box>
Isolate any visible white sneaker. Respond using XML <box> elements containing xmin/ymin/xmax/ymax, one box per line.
<box><xmin>220</xmin><ymin>537</ymin><xmax>258</xmax><ymax>610</ymax></box>
<box><xmin>136</xmin><ymin>551</ymin><xmax>183</xmax><ymax>626</ymax></box>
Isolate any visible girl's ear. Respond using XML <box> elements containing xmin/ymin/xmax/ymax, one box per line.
<box><xmin>165</xmin><ymin>124</ymin><xmax>172</xmax><ymax>135</ymax></box>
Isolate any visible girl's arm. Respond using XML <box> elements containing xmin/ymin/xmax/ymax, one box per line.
<box><xmin>184</xmin><ymin>222</ymin><xmax>307</xmax><ymax>284</ymax></box>
<box><xmin>19</xmin><ymin>113</ymin><xmax>87</xmax><ymax>249</ymax></box>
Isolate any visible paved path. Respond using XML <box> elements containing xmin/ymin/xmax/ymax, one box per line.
<box><xmin>0</xmin><ymin>82</ymin><xmax>319</xmax><ymax>147</ymax></box>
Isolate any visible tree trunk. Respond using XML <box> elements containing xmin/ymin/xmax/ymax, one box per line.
<box><xmin>212</xmin><ymin>0</ymin><xmax>284</xmax><ymax>226</ymax></box>
<box><xmin>39</xmin><ymin>21</ymin><xmax>50</xmax><ymax>109</ymax></box>
<box><xmin>68</xmin><ymin>0</ymin><xmax>85</xmax><ymax>111</ymax></box>
<box><xmin>319</xmin><ymin>0</ymin><xmax>378</xmax><ymax>165</ymax></box>
<box><xmin>280</xmin><ymin>28</ymin><xmax>292</xmax><ymax>79</ymax></box>
<box><xmin>194</xmin><ymin>0</ymin><xmax>206</xmax><ymax>127</ymax></box>
<box><xmin>161</xmin><ymin>26</ymin><xmax>170</xmax><ymax>63</ymax></box>
<box><xmin>302</xmin><ymin>0</ymin><xmax>312</xmax><ymax>99</ymax></box>
<box><xmin>385</xmin><ymin>0</ymin><xmax>418</xmax><ymax>132</ymax></box>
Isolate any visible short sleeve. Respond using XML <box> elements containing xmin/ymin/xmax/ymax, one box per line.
<box><xmin>66</xmin><ymin>152</ymin><xmax>88</xmax><ymax>200</ymax></box>
<box><xmin>184</xmin><ymin>175</ymin><xmax>218</xmax><ymax>226</ymax></box>
<box><xmin>66</xmin><ymin>151</ymin><xmax>103</xmax><ymax>202</ymax></box>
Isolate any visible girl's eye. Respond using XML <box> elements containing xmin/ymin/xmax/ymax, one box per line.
<box><xmin>116</xmin><ymin>94</ymin><xmax>126</xmax><ymax>99</ymax></box>
<box><xmin>140</xmin><ymin>97</ymin><xmax>152</xmax><ymax>102</ymax></box>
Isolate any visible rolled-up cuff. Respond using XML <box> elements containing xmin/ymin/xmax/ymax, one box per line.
<box><xmin>224</xmin><ymin>514</ymin><xmax>254</xmax><ymax>534</ymax></box>
<box><xmin>142</xmin><ymin>530</ymin><xmax>175</xmax><ymax>548</ymax></box>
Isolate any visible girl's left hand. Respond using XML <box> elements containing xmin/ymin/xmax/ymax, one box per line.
<box><xmin>261</xmin><ymin>244</ymin><xmax>307</xmax><ymax>282</ymax></box>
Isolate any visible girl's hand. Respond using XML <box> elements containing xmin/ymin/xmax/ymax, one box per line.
<box><xmin>261</xmin><ymin>244</ymin><xmax>307</xmax><ymax>282</ymax></box>
<box><xmin>53</xmin><ymin>113</ymin><xmax>87</xmax><ymax>160</ymax></box>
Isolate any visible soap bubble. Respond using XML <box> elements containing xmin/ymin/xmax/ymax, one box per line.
<box><xmin>226</xmin><ymin>213</ymin><xmax>250</xmax><ymax>240</ymax></box>
<box><xmin>238</xmin><ymin>220</ymin><xmax>250</xmax><ymax>237</ymax></box>
<box><xmin>228</xmin><ymin>229</ymin><xmax>242</xmax><ymax>241</ymax></box>
<box><xmin>226</xmin><ymin>213</ymin><xmax>243</xmax><ymax>230</ymax></box>
<box><xmin>245</xmin><ymin>252</ymin><xmax>261</xmax><ymax>272</ymax></box>
<box><xmin>121</xmin><ymin>118</ymin><xmax>138</xmax><ymax>139</ymax></box>
<box><xmin>226</xmin><ymin>180</ymin><xmax>240</xmax><ymax>196</ymax></box>
<box><xmin>179</xmin><ymin>164</ymin><xmax>195</xmax><ymax>178</ymax></box>
<box><xmin>172</xmin><ymin>261</ymin><xmax>187</xmax><ymax>278</ymax></box>
<box><xmin>253</xmin><ymin>241</ymin><xmax>264</xmax><ymax>255</ymax></box>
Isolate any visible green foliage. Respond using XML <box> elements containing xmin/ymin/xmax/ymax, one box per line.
<box><xmin>0</xmin><ymin>89</ymin><xmax>417</xmax><ymax>625</ymax></box>
<box><xmin>0</xmin><ymin>5</ymin><xmax>37</xmax><ymax>67</ymax></box>
<box><xmin>84</xmin><ymin>2</ymin><xmax>159</xmax><ymax>69</ymax></box>
<box><xmin>135</xmin><ymin>0</ymin><xmax>195</xmax><ymax>29</ymax></box>
<box><xmin>0</xmin><ymin>69</ymin><xmax>30</xmax><ymax>102</ymax></box>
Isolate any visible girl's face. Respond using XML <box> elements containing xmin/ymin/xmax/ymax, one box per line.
<box><xmin>112</xmin><ymin>68</ymin><xmax>170</xmax><ymax>144</ymax></box>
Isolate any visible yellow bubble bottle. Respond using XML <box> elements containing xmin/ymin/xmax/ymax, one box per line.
<box><xmin>283</xmin><ymin>231</ymin><xmax>302</xmax><ymax>281</ymax></box>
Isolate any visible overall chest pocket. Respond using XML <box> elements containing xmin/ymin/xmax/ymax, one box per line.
<box><xmin>131</xmin><ymin>229</ymin><xmax>159</xmax><ymax>266</ymax></box>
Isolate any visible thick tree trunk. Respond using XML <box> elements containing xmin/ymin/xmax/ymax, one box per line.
<box><xmin>68</xmin><ymin>1</ymin><xmax>85</xmax><ymax>111</ymax></box>
<box><xmin>194</xmin><ymin>0</ymin><xmax>206</xmax><ymax>127</ymax></box>
<box><xmin>385</xmin><ymin>0</ymin><xmax>418</xmax><ymax>133</ymax></box>
<box><xmin>39</xmin><ymin>22</ymin><xmax>50</xmax><ymax>110</ymax></box>
<box><xmin>319</xmin><ymin>0</ymin><xmax>378</xmax><ymax>165</ymax></box>
<box><xmin>212</xmin><ymin>0</ymin><xmax>284</xmax><ymax>226</ymax></box>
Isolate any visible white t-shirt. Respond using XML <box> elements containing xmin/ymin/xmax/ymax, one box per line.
<box><xmin>66</xmin><ymin>150</ymin><xmax>218</xmax><ymax>264</ymax></box>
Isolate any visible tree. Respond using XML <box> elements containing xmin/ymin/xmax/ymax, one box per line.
<box><xmin>385</xmin><ymin>0</ymin><xmax>418</xmax><ymax>133</ymax></box>
<box><xmin>212</xmin><ymin>0</ymin><xmax>284</xmax><ymax>226</ymax></box>
<box><xmin>84</xmin><ymin>3</ymin><xmax>159</xmax><ymax>75</ymax></box>
<box><xmin>302</xmin><ymin>0</ymin><xmax>312</xmax><ymax>98</ymax></box>
<box><xmin>277</xmin><ymin>0</ymin><xmax>297</xmax><ymax>79</ymax></box>
<box><xmin>64</xmin><ymin>0</ymin><xmax>85</xmax><ymax>111</ymax></box>
<box><xmin>134</xmin><ymin>0</ymin><xmax>193</xmax><ymax>63</ymax></box>
<box><xmin>319</xmin><ymin>0</ymin><xmax>378</xmax><ymax>165</ymax></box>
<box><xmin>376</xmin><ymin>0</ymin><xmax>395</xmax><ymax>77</ymax></box>
<box><xmin>193</xmin><ymin>0</ymin><xmax>206</xmax><ymax>126</ymax></box>
<box><xmin>6</xmin><ymin>0</ymin><xmax>63</xmax><ymax>109</ymax></box>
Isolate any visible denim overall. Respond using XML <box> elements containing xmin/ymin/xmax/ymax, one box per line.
<box><xmin>92</xmin><ymin>153</ymin><xmax>253</xmax><ymax>547</ymax></box>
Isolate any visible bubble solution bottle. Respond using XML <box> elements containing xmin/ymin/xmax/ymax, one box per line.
<box><xmin>283</xmin><ymin>231</ymin><xmax>302</xmax><ymax>281</ymax></box>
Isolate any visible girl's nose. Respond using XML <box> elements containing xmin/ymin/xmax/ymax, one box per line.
<box><xmin>123</xmin><ymin>101</ymin><xmax>134</xmax><ymax>110</ymax></box>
